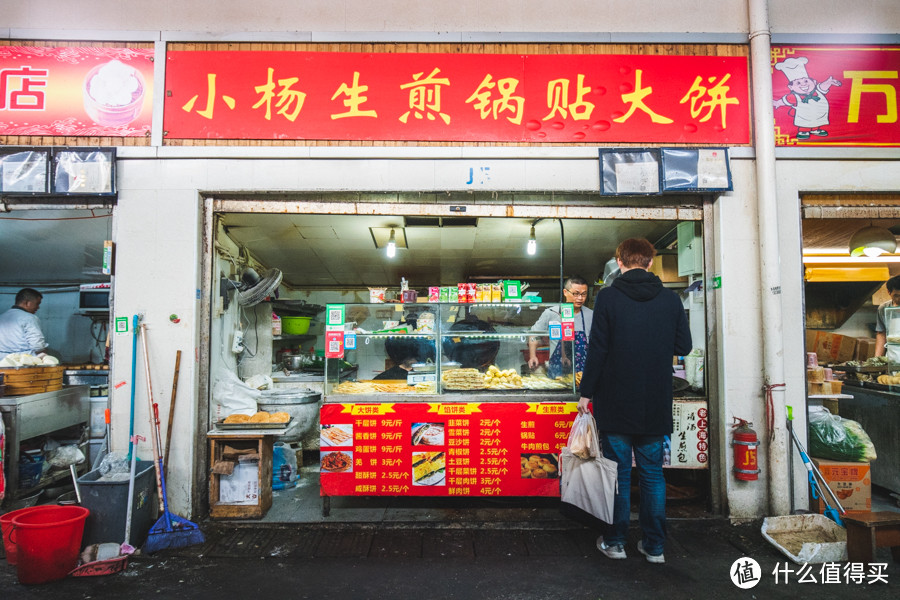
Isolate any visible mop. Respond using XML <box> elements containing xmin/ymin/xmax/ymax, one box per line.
<box><xmin>139</xmin><ymin>323</ymin><xmax>205</xmax><ymax>553</ymax></box>
<box><xmin>789</xmin><ymin>423</ymin><xmax>846</xmax><ymax>527</ymax></box>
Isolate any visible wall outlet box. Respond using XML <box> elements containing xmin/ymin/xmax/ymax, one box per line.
<box><xmin>231</xmin><ymin>330</ymin><xmax>244</xmax><ymax>354</ymax></box>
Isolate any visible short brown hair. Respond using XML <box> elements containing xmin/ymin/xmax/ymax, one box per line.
<box><xmin>615</xmin><ymin>238</ymin><xmax>656</xmax><ymax>269</ymax></box>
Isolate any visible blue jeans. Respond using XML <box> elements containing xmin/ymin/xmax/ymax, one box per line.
<box><xmin>600</xmin><ymin>432</ymin><xmax>666</xmax><ymax>555</ymax></box>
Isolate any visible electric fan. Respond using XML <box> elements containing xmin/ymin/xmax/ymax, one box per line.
<box><xmin>236</xmin><ymin>267</ymin><xmax>283</xmax><ymax>306</ymax></box>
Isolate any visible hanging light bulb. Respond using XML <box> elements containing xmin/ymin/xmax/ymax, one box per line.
<box><xmin>386</xmin><ymin>228</ymin><xmax>397</xmax><ymax>258</ymax></box>
<box><xmin>527</xmin><ymin>225</ymin><xmax>537</xmax><ymax>255</ymax></box>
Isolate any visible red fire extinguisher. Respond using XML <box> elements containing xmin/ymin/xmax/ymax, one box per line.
<box><xmin>732</xmin><ymin>417</ymin><xmax>760</xmax><ymax>481</ymax></box>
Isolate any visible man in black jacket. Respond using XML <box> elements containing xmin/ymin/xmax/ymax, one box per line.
<box><xmin>578</xmin><ymin>238</ymin><xmax>693</xmax><ymax>564</ymax></box>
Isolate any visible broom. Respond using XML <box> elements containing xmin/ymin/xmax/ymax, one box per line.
<box><xmin>139</xmin><ymin>323</ymin><xmax>205</xmax><ymax>553</ymax></box>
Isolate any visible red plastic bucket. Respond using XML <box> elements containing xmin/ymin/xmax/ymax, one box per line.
<box><xmin>10</xmin><ymin>505</ymin><xmax>89</xmax><ymax>584</ymax></box>
<box><xmin>1</xmin><ymin>505</ymin><xmax>59</xmax><ymax>566</ymax></box>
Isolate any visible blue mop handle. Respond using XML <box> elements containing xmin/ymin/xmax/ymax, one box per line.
<box><xmin>157</xmin><ymin>454</ymin><xmax>175</xmax><ymax>529</ymax></box>
<box><xmin>128</xmin><ymin>314</ymin><xmax>139</xmax><ymax>459</ymax></box>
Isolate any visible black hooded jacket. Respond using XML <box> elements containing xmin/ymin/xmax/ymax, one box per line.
<box><xmin>580</xmin><ymin>267</ymin><xmax>693</xmax><ymax>435</ymax></box>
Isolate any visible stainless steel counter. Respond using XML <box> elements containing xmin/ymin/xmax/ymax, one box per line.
<box><xmin>0</xmin><ymin>385</ymin><xmax>90</xmax><ymax>502</ymax></box>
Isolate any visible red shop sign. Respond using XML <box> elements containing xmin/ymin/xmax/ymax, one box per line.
<box><xmin>319</xmin><ymin>401</ymin><xmax>579</xmax><ymax>497</ymax></box>
<box><xmin>0</xmin><ymin>47</ymin><xmax>154</xmax><ymax>137</ymax></box>
<box><xmin>164</xmin><ymin>51</ymin><xmax>750</xmax><ymax>144</ymax></box>
<box><xmin>772</xmin><ymin>46</ymin><xmax>900</xmax><ymax>147</ymax></box>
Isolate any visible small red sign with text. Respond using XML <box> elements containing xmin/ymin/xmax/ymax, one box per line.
<box><xmin>0</xmin><ymin>46</ymin><xmax>154</xmax><ymax>137</ymax></box>
<box><xmin>772</xmin><ymin>46</ymin><xmax>900</xmax><ymax>146</ymax></box>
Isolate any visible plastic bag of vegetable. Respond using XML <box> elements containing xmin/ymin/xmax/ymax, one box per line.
<box><xmin>807</xmin><ymin>405</ymin><xmax>877</xmax><ymax>462</ymax></box>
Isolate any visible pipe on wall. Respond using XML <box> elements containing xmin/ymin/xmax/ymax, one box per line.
<box><xmin>748</xmin><ymin>0</ymin><xmax>791</xmax><ymax>516</ymax></box>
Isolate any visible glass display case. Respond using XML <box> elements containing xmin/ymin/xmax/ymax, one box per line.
<box><xmin>885</xmin><ymin>306</ymin><xmax>900</xmax><ymax>371</ymax></box>
<box><xmin>324</xmin><ymin>302</ymin><xmax>577</xmax><ymax>399</ymax></box>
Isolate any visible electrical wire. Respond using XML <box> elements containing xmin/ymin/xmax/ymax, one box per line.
<box><xmin>90</xmin><ymin>319</ymin><xmax>108</xmax><ymax>363</ymax></box>
<box><xmin>558</xmin><ymin>219</ymin><xmax>565</xmax><ymax>300</ymax></box>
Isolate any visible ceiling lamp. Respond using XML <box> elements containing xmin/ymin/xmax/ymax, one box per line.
<box><xmin>527</xmin><ymin>225</ymin><xmax>537</xmax><ymax>256</ymax></box>
<box><xmin>386</xmin><ymin>228</ymin><xmax>397</xmax><ymax>258</ymax></box>
<box><xmin>849</xmin><ymin>225</ymin><xmax>897</xmax><ymax>257</ymax></box>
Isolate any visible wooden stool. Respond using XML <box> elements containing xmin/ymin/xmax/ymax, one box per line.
<box><xmin>844</xmin><ymin>511</ymin><xmax>900</xmax><ymax>564</ymax></box>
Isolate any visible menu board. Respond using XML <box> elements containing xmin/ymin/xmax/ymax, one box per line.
<box><xmin>320</xmin><ymin>401</ymin><xmax>578</xmax><ymax>497</ymax></box>
<box><xmin>320</xmin><ymin>399</ymin><xmax>711</xmax><ymax>497</ymax></box>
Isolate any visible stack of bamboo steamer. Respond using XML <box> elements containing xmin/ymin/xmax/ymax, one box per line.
<box><xmin>0</xmin><ymin>365</ymin><xmax>65</xmax><ymax>395</ymax></box>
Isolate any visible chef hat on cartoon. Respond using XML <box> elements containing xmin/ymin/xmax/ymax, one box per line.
<box><xmin>775</xmin><ymin>57</ymin><xmax>809</xmax><ymax>81</ymax></box>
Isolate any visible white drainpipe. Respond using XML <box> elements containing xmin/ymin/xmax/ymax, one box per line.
<box><xmin>748</xmin><ymin>0</ymin><xmax>790</xmax><ymax>516</ymax></box>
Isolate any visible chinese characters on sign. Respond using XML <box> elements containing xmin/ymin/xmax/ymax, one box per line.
<box><xmin>0</xmin><ymin>46</ymin><xmax>154</xmax><ymax>137</ymax></box>
<box><xmin>164</xmin><ymin>51</ymin><xmax>750</xmax><ymax>143</ymax></box>
<box><xmin>319</xmin><ymin>401</ymin><xmax>578</xmax><ymax>497</ymax></box>
<box><xmin>670</xmin><ymin>401</ymin><xmax>709</xmax><ymax>468</ymax></box>
<box><xmin>320</xmin><ymin>399</ymin><xmax>709</xmax><ymax>498</ymax></box>
<box><xmin>772</xmin><ymin>46</ymin><xmax>900</xmax><ymax>146</ymax></box>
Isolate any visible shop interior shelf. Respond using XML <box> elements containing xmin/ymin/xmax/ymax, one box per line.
<box><xmin>14</xmin><ymin>462</ymin><xmax>89</xmax><ymax>500</ymax></box>
<box><xmin>273</xmin><ymin>334</ymin><xmax>316</xmax><ymax>342</ymax></box>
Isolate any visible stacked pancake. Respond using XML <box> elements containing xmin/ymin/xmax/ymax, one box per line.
<box><xmin>441</xmin><ymin>368</ymin><xmax>486</xmax><ymax>390</ymax></box>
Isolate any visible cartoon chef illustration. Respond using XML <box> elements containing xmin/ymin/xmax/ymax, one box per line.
<box><xmin>773</xmin><ymin>56</ymin><xmax>842</xmax><ymax>140</ymax></box>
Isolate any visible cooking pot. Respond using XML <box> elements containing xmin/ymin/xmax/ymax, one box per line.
<box><xmin>258</xmin><ymin>389</ymin><xmax>322</xmax><ymax>443</ymax></box>
<box><xmin>283</xmin><ymin>354</ymin><xmax>304</xmax><ymax>371</ymax></box>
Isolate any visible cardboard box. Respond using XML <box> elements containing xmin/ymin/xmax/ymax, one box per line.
<box><xmin>822</xmin><ymin>398</ymin><xmax>840</xmax><ymax>415</ymax></box>
<box><xmin>808</xmin><ymin>381</ymin><xmax>830</xmax><ymax>395</ymax></box>
<box><xmin>806</xmin><ymin>330</ymin><xmax>858</xmax><ymax>364</ymax></box>
<box><xmin>649</xmin><ymin>254</ymin><xmax>688</xmax><ymax>284</ymax></box>
<box><xmin>855</xmin><ymin>337</ymin><xmax>877</xmax><ymax>361</ymax></box>
<box><xmin>811</xmin><ymin>458</ymin><xmax>871</xmax><ymax>513</ymax></box>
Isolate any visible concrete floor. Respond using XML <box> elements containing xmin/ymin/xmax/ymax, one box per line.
<box><xmin>253</xmin><ymin>455</ymin><xmax>900</xmax><ymax>525</ymax></box>
<box><xmin>262</xmin><ymin>461</ymin><xmax>589</xmax><ymax>525</ymax></box>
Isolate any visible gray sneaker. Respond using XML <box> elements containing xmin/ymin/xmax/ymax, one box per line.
<box><xmin>638</xmin><ymin>540</ymin><xmax>665</xmax><ymax>564</ymax></box>
<box><xmin>596</xmin><ymin>537</ymin><xmax>627</xmax><ymax>559</ymax></box>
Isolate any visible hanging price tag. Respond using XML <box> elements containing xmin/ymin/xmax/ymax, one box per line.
<box><xmin>325</xmin><ymin>331</ymin><xmax>344</xmax><ymax>358</ymax></box>
<box><xmin>562</xmin><ymin>321</ymin><xmax>575</xmax><ymax>341</ymax></box>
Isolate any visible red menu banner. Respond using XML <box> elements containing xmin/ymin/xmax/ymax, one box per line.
<box><xmin>772</xmin><ymin>46</ymin><xmax>900</xmax><ymax>147</ymax></box>
<box><xmin>0</xmin><ymin>47</ymin><xmax>154</xmax><ymax>137</ymax></box>
<box><xmin>320</xmin><ymin>401</ymin><xmax>579</xmax><ymax>497</ymax></box>
<box><xmin>164</xmin><ymin>51</ymin><xmax>750</xmax><ymax>143</ymax></box>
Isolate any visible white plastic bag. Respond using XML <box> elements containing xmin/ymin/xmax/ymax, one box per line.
<box><xmin>567</xmin><ymin>412</ymin><xmax>600</xmax><ymax>459</ymax></box>
<box><xmin>211</xmin><ymin>370</ymin><xmax>260</xmax><ymax>420</ymax></box>
<box><xmin>685</xmin><ymin>348</ymin><xmax>704</xmax><ymax>391</ymax></box>
<box><xmin>48</xmin><ymin>444</ymin><xmax>85</xmax><ymax>468</ymax></box>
